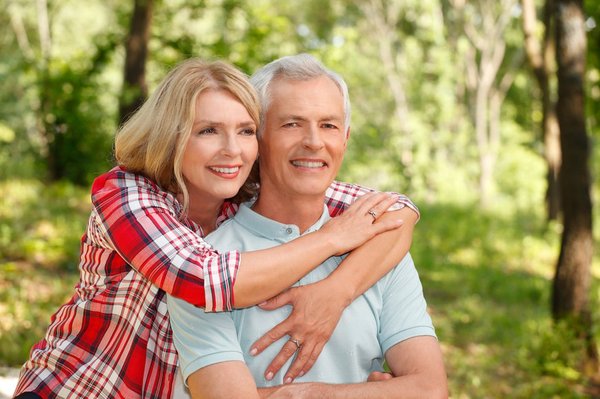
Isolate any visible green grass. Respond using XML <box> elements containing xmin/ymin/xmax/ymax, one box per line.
<box><xmin>0</xmin><ymin>180</ymin><xmax>598</xmax><ymax>397</ymax></box>
<box><xmin>412</xmin><ymin>203</ymin><xmax>600</xmax><ymax>398</ymax></box>
<box><xmin>0</xmin><ymin>179</ymin><xmax>88</xmax><ymax>364</ymax></box>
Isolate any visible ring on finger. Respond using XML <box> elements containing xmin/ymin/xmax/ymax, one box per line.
<box><xmin>367</xmin><ymin>209</ymin><xmax>377</xmax><ymax>220</ymax></box>
<box><xmin>290</xmin><ymin>338</ymin><xmax>302</xmax><ymax>350</ymax></box>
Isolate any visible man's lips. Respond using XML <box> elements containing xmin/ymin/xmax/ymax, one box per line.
<box><xmin>290</xmin><ymin>159</ymin><xmax>327</xmax><ymax>168</ymax></box>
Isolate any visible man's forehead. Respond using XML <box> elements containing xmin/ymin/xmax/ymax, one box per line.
<box><xmin>270</xmin><ymin>75</ymin><xmax>341</xmax><ymax>95</ymax></box>
<box><xmin>269</xmin><ymin>77</ymin><xmax>343</xmax><ymax>109</ymax></box>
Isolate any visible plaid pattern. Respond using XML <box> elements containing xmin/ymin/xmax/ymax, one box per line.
<box><xmin>15</xmin><ymin>167</ymin><xmax>418</xmax><ymax>398</ymax></box>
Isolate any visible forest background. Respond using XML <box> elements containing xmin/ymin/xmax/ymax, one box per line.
<box><xmin>1</xmin><ymin>0</ymin><xmax>599</xmax><ymax>398</ymax></box>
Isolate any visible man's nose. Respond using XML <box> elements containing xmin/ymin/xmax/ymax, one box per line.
<box><xmin>302</xmin><ymin>125</ymin><xmax>325</xmax><ymax>150</ymax></box>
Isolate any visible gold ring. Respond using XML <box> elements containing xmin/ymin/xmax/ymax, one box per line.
<box><xmin>367</xmin><ymin>209</ymin><xmax>377</xmax><ymax>220</ymax></box>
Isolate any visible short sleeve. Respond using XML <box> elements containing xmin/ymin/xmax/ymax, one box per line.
<box><xmin>166</xmin><ymin>294</ymin><xmax>244</xmax><ymax>383</ymax></box>
<box><xmin>378</xmin><ymin>253</ymin><xmax>436</xmax><ymax>354</ymax></box>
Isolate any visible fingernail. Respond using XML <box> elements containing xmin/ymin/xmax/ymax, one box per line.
<box><xmin>266</xmin><ymin>372</ymin><xmax>274</xmax><ymax>381</ymax></box>
<box><xmin>250</xmin><ymin>347</ymin><xmax>258</xmax><ymax>356</ymax></box>
<box><xmin>298</xmin><ymin>371</ymin><xmax>304</xmax><ymax>377</ymax></box>
<box><xmin>284</xmin><ymin>377</ymin><xmax>293</xmax><ymax>384</ymax></box>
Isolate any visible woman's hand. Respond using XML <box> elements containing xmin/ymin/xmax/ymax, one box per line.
<box><xmin>319</xmin><ymin>192</ymin><xmax>404</xmax><ymax>255</ymax></box>
<box><xmin>367</xmin><ymin>371</ymin><xmax>394</xmax><ymax>381</ymax></box>
<box><xmin>250</xmin><ymin>279</ymin><xmax>351</xmax><ymax>383</ymax></box>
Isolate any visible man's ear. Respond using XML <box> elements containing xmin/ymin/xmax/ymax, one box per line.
<box><xmin>345</xmin><ymin>127</ymin><xmax>351</xmax><ymax>146</ymax></box>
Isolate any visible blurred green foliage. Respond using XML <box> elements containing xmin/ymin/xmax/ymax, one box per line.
<box><xmin>412</xmin><ymin>203</ymin><xmax>599</xmax><ymax>397</ymax></box>
<box><xmin>0</xmin><ymin>180</ymin><xmax>89</xmax><ymax>270</ymax></box>
<box><xmin>0</xmin><ymin>180</ymin><xmax>88</xmax><ymax>364</ymax></box>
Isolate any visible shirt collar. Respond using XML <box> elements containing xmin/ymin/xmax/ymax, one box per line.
<box><xmin>235</xmin><ymin>202</ymin><xmax>331</xmax><ymax>243</ymax></box>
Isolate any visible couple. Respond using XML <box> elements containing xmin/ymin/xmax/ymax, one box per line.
<box><xmin>14</xmin><ymin>54</ymin><xmax>447</xmax><ymax>398</ymax></box>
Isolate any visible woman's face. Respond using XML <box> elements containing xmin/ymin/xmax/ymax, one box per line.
<box><xmin>181</xmin><ymin>88</ymin><xmax>258</xmax><ymax>205</ymax></box>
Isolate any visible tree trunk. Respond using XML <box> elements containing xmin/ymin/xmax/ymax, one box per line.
<box><xmin>521</xmin><ymin>0</ymin><xmax>561</xmax><ymax>220</ymax></box>
<box><xmin>542</xmin><ymin>0</ymin><xmax>561</xmax><ymax>220</ymax></box>
<box><xmin>35</xmin><ymin>0</ymin><xmax>58</xmax><ymax>181</ymax></box>
<box><xmin>552</xmin><ymin>0</ymin><xmax>599</xmax><ymax>374</ymax></box>
<box><xmin>451</xmin><ymin>0</ymin><xmax>518</xmax><ymax>208</ymax></box>
<box><xmin>119</xmin><ymin>0</ymin><xmax>153</xmax><ymax>125</ymax></box>
<box><xmin>358</xmin><ymin>0</ymin><xmax>414</xmax><ymax>178</ymax></box>
<box><xmin>475</xmin><ymin>81</ymin><xmax>492</xmax><ymax>208</ymax></box>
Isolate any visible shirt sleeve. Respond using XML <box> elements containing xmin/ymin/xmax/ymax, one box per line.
<box><xmin>90</xmin><ymin>169</ymin><xmax>239</xmax><ymax>312</ymax></box>
<box><xmin>166</xmin><ymin>294</ymin><xmax>244</xmax><ymax>383</ymax></box>
<box><xmin>324</xmin><ymin>180</ymin><xmax>420</xmax><ymax>220</ymax></box>
<box><xmin>378</xmin><ymin>253</ymin><xmax>437</xmax><ymax>354</ymax></box>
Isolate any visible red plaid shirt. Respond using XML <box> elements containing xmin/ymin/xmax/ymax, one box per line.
<box><xmin>15</xmin><ymin>167</ymin><xmax>418</xmax><ymax>399</ymax></box>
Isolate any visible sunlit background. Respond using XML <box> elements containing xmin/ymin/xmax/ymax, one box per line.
<box><xmin>1</xmin><ymin>0</ymin><xmax>599</xmax><ymax>397</ymax></box>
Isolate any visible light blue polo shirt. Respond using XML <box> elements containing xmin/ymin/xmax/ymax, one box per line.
<box><xmin>167</xmin><ymin>202</ymin><xmax>436</xmax><ymax>386</ymax></box>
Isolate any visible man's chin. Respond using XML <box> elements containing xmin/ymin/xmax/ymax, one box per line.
<box><xmin>290</xmin><ymin>184</ymin><xmax>332</xmax><ymax>198</ymax></box>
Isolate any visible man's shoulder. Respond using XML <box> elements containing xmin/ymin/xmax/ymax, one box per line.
<box><xmin>371</xmin><ymin>252</ymin><xmax>420</xmax><ymax>296</ymax></box>
<box><xmin>205</xmin><ymin>217</ymin><xmax>241</xmax><ymax>246</ymax></box>
<box><xmin>205</xmin><ymin>204</ymin><xmax>265</xmax><ymax>251</ymax></box>
<box><xmin>382</xmin><ymin>252</ymin><xmax>415</xmax><ymax>279</ymax></box>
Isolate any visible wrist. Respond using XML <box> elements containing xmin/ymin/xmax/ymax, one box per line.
<box><xmin>314</xmin><ymin>228</ymin><xmax>342</xmax><ymax>255</ymax></box>
<box><xmin>320</xmin><ymin>276</ymin><xmax>356</xmax><ymax>307</ymax></box>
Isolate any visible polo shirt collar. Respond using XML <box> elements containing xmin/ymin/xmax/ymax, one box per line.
<box><xmin>235</xmin><ymin>202</ymin><xmax>331</xmax><ymax>243</ymax></box>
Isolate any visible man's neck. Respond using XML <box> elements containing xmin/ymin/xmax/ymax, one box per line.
<box><xmin>252</xmin><ymin>190</ymin><xmax>326</xmax><ymax>233</ymax></box>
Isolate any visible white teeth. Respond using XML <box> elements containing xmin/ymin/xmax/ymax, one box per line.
<box><xmin>210</xmin><ymin>166</ymin><xmax>240</xmax><ymax>174</ymax></box>
<box><xmin>291</xmin><ymin>160</ymin><xmax>325</xmax><ymax>168</ymax></box>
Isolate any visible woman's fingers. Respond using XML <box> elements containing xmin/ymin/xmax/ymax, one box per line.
<box><xmin>263</xmin><ymin>338</ymin><xmax>301</xmax><ymax>381</ymax></box>
<box><xmin>365</xmin><ymin>195</ymin><xmax>402</xmax><ymax>223</ymax></box>
<box><xmin>367</xmin><ymin>371</ymin><xmax>393</xmax><ymax>382</ymax></box>
<box><xmin>345</xmin><ymin>192</ymin><xmax>396</xmax><ymax>217</ymax></box>
<box><xmin>283</xmin><ymin>339</ymin><xmax>325</xmax><ymax>383</ymax></box>
<box><xmin>250</xmin><ymin>317</ymin><xmax>290</xmax><ymax>357</ymax></box>
<box><xmin>323</xmin><ymin>193</ymin><xmax>404</xmax><ymax>255</ymax></box>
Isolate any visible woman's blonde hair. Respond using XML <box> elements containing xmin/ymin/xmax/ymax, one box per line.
<box><xmin>115</xmin><ymin>58</ymin><xmax>261</xmax><ymax>214</ymax></box>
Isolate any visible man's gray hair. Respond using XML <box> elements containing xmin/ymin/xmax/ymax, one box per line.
<box><xmin>250</xmin><ymin>53</ymin><xmax>351</xmax><ymax>135</ymax></box>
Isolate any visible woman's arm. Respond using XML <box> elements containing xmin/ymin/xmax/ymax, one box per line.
<box><xmin>93</xmin><ymin>170</ymin><xmax>402</xmax><ymax>311</ymax></box>
<box><xmin>228</xmin><ymin>192</ymin><xmax>405</xmax><ymax>308</ymax></box>
<box><xmin>235</xmin><ymin>182</ymin><xmax>419</xmax><ymax>308</ymax></box>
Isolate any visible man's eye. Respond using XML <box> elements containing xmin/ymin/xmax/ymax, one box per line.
<box><xmin>283</xmin><ymin>122</ymin><xmax>299</xmax><ymax>128</ymax></box>
<box><xmin>322</xmin><ymin>123</ymin><xmax>338</xmax><ymax>129</ymax></box>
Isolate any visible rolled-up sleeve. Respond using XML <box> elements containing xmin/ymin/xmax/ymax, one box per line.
<box><xmin>90</xmin><ymin>169</ymin><xmax>239</xmax><ymax>311</ymax></box>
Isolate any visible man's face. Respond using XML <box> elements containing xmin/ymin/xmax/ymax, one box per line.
<box><xmin>258</xmin><ymin>75</ymin><xmax>348</xmax><ymax>200</ymax></box>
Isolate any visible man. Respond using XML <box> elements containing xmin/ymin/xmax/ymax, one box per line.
<box><xmin>167</xmin><ymin>54</ymin><xmax>448</xmax><ymax>398</ymax></box>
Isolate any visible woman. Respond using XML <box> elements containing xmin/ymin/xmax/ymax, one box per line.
<box><xmin>14</xmin><ymin>58</ymin><xmax>417</xmax><ymax>399</ymax></box>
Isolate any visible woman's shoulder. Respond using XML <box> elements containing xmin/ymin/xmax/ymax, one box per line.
<box><xmin>91</xmin><ymin>166</ymin><xmax>155</xmax><ymax>195</ymax></box>
<box><xmin>90</xmin><ymin>166</ymin><xmax>181</xmax><ymax>213</ymax></box>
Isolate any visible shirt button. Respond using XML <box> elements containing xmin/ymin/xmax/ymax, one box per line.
<box><xmin>285</xmin><ymin>227</ymin><xmax>293</xmax><ymax>234</ymax></box>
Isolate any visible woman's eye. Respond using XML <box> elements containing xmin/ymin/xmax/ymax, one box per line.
<box><xmin>240</xmin><ymin>128</ymin><xmax>256</xmax><ymax>136</ymax></box>
<box><xmin>198</xmin><ymin>127</ymin><xmax>217</xmax><ymax>135</ymax></box>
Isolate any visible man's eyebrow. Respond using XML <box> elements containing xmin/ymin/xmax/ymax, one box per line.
<box><xmin>278</xmin><ymin>115</ymin><xmax>307</xmax><ymax>122</ymax></box>
<box><xmin>278</xmin><ymin>115</ymin><xmax>343</xmax><ymax>122</ymax></box>
<box><xmin>320</xmin><ymin>115</ymin><xmax>344</xmax><ymax>122</ymax></box>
